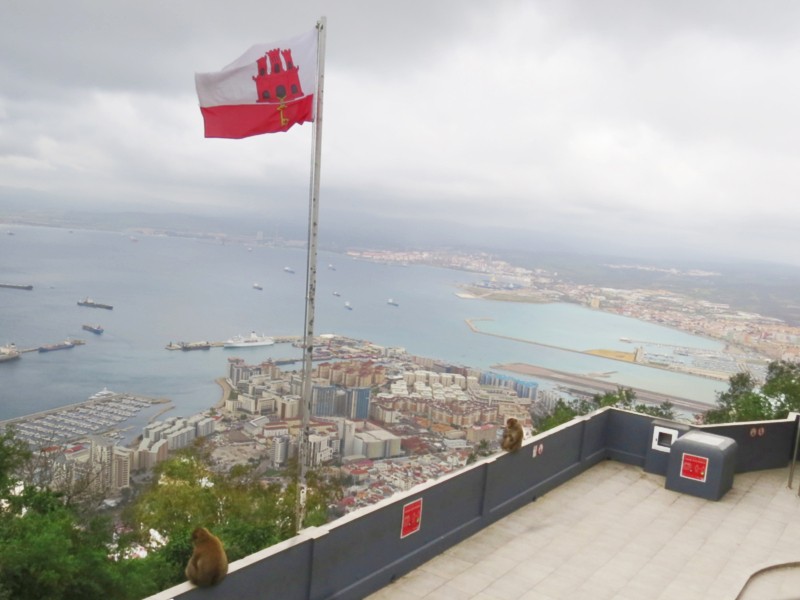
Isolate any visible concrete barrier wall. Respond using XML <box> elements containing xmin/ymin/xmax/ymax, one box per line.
<box><xmin>311</xmin><ymin>464</ymin><xmax>488</xmax><ymax>599</ymax></box>
<box><xmin>606</xmin><ymin>409</ymin><xmax>654</xmax><ymax>465</ymax></box>
<box><xmin>701</xmin><ymin>417</ymin><xmax>798</xmax><ymax>472</ymax></box>
<box><xmin>147</xmin><ymin>410</ymin><xmax>799</xmax><ymax>600</ymax></box>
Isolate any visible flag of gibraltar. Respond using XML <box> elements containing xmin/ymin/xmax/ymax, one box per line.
<box><xmin>195</xmin><ymin>28</ymin><xmax>317</xmax><ymax>139</ymax></box>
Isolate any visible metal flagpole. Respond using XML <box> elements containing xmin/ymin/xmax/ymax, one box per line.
<box><xmin>789</xmin><ymin>413</ymin><xmax>800</xmax><ymax>490</ymax></box>
<box><xmin>297</xmin><ymin>16</ymin><xmax>326</xmax><ymax>531</ymax></box>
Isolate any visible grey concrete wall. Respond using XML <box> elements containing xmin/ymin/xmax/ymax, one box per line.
<box><xmin>701</xmin><ymin>418</ymin><xmax>797</xmax><ymax>472</ymax></box>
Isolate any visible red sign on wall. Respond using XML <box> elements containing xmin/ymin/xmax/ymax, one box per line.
<box><xmin>680</xmin><ymin>453</ymin><xmax>709</xmax><ymax>482</ymax></box>
<box><xmin>400</xmin><ymin>498</ymin><xmax>423</xmax><ymax>539</ymax></box>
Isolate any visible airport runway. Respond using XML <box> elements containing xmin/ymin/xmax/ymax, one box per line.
<box><xmin>493</xmin><ymin>362</ymin><xmax>715</xmax><ymax>415</ymax></box>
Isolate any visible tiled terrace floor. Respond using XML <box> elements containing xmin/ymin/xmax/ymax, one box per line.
<box><xmin>366</xmin><ymin>461</ymin><xmax>800</xmax><ymax>600</ymax></box>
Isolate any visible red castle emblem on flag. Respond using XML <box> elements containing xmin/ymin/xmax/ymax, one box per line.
<box><xmin>196</xmin><ymin>36</ymin><xmax>316</xmax><ymax>138</ymax></box>
<box><xmin>253</xmin><ymin>48</ymin><xmax>306</xmax><ymax>127</ymax></box>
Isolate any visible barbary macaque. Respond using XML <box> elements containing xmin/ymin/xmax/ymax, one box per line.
<box><xmin>185</xmin><ymin>527</ymin><xmax>228</xmax><ymax>587</ymax></box>
<box><xmin>501</xmin><ymin>417</ymin><xmax>524</xmax><ymax>452</ymax></box>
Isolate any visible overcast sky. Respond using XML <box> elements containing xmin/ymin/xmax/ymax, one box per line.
<box><xmin>2</xmin><ymin>1</ymin><xmax>799</xmax><ymax>264</ymax></box>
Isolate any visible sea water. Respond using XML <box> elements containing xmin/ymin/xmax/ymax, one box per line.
<box><xmin>0</xmin><ymin>225</ymin><xmax>726</xmax><ymax>423</ymax></box>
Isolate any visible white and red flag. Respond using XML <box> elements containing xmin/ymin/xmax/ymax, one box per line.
<box><xmin>195</xmin><ymin>28</ymin><xmax>317</xmax><ymax>139</ymax></box>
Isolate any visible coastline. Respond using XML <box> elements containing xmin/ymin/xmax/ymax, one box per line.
<box><xmin>458</xmin><ymin>284</ymin><xmax>762</xmax><ymax>362</ymax></box>
<box><xmin>215</xmin><ymin>377</ymin><xmax>232</xmax><ymax>409</ymax></box>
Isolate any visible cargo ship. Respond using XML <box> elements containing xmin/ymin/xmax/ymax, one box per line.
<box><xmin>38</xmin><ymin>340</ymin><xmax>76</xmax><ymax>352</ymax></box>
<box><xmin>78</xmin><ymin>297</ymin><xmax>113</xmax><ymax>310</ymax></box>
<box><xmin>0</xmin><ymin>283</ymin><xmax>33</xmax><ymax>290</ymax></box>
<box><xmin>0</xmin><ymin>343</ymin><xmax>21</xmax><ymax>362</ymax></box>
<box><xmin>224</xmin><ymin>332</ymin><xmax>275</xmax><ymax>348</ymax></box>
<box><xmin>82</xmin><ymin>324</ymin><xmax>104</xmax><ymax>334</ymax></box>
<box><xmin>179</xmin><ymin>341</ymin><xmax>211</xmax><ymax>351</ymax></box>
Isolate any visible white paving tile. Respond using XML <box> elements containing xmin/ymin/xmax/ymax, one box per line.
<box><xmin>366</xmin><ymin>462</ymin><xmax>800</xmax><ymax>600</ymax></box>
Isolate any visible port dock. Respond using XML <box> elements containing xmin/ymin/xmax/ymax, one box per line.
<box><xmin>165</xmin><ymin>336</ymin><xmax>299</xmax><ymax>350</ymax></box>
<box><xmin>0</xmin><ymin>392</ymin><xmax>171</xmax><ymax>448</ymax></box>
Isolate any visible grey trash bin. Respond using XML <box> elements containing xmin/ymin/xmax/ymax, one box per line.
<box><xmin>665</xmin><ymin>430</ymin><xmax>737</xmax><ymax>501</ymax></box>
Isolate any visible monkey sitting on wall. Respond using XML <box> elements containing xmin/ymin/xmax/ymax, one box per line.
<box><xmin>501</xmin><ymin>418</ymin><xmax>524</xmax><ymax>452</ymax></box>
<box><xmin>185</xmin><ymin>527</ymin><xmax>228</xmax><ymax>587</ymax></box>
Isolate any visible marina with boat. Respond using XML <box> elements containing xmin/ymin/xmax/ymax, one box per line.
<box><xmin>0</xmin><ymin>389</ymin><xmax>170</xmax><ymax>448</ymax></box>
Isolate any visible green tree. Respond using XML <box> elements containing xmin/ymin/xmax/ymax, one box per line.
<box><xmin>704</xmin><ymin>371</ymin><xmax>773</xmax><ymax>423</ymax></box>
<box><xmin>122</xmin><ymin>441</ymin><xmax>339</xmax><ymax>591</ymax></box>
<box><xmin>466</xmin><ymin>439</ymin><xmax>495</xmax><ymax>464</ymax></box>
<box><xmin>535</xmin><ymin>387</ymin><xmax>674</xmax><ymax>432</ymax></box>
<box><xmin>762</xmin><ymin>360</ymin><xmax>800</xmax><ymax>418</ymax></box>
<box><xmin>0</xmin><ymin>500</ymin><xmax>124</xmax><ymax>600</ymax></box>
<box><xmin>0</xmin><ymin>426</ymin><xmax>31</xmax><ymax>495</ymax></box>
<box><xmin>0</xmin><ymin>429</ymin><xmax>128</xmax><ymax>599</ymax></box>
<box><xmin>703</xmin><ymin>361</ymin><xmax>800</xmax><ymax>424</ymax></box>
<box><xmin>593</xmin><ymin>388</ymin><xmax>675</xmax><ymax>420</ymax></box>
<box><xmin>1</xmin><ymin>425</ymin><xmax>342</xmax><ymax>599</ymax></box>
<box><xmin>536</xmin><ymin>399</ymin><xmax>580</xmax><ymax>432</ymax></box>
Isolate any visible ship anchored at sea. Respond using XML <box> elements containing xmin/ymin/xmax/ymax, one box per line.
<box><xmin>224</xmin><ymin>332</ymin><xmax>275</xmax><ymax>348</ymax></box>
<box><xmin>38</xmin><ymin>339</ymin><xmax>85</xmax><ymax>353</ymax></box>
<box><xmin>77</xmin><ymin>297</ymin><xmax>113</xmax><ymax>310</ymax></box>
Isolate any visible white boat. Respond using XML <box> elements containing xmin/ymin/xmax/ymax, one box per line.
<box><xmin>344</xmin><ymin>301</ymin><xmax>353</xmax><ymax>310</ymax></box>
<box><xmin>224</xmin><ymin>331</ymin><xmax>275</xmax><ymax>348</ymax></box>
<box><xmin>90</xmin><ymin>387</ymin><xmax>115</xmax><ymax>400</ymax></box>
<box><xmin>283</xmin><ymin>266</ymin><xmax>295</xmax><ymax>274</ymax></box>
<box><xmin>253</xmin><ymin>283</ymin><xmax>263</xmax><ymax>290</ymax></box>
<box><xmin>0</xmin><ymin>343</ymin><xmax>21</xmax><ymax>363</ymax></box>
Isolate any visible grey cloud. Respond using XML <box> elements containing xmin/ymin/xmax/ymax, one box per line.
<box><xmin>1</xmin><ymin>0</ymin><xmax>799</xmax><ymax>265</ymax></box>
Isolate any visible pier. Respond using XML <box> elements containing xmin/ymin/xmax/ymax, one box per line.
<box><xmin>165</xmin><ymin>335</ymin><xmax>299</xmax><ymax>350</ymax></box>
<box><xmin>11</xmin><ymin>339</ymin><xmax>86</xmax><ymax>354</ymax></box>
